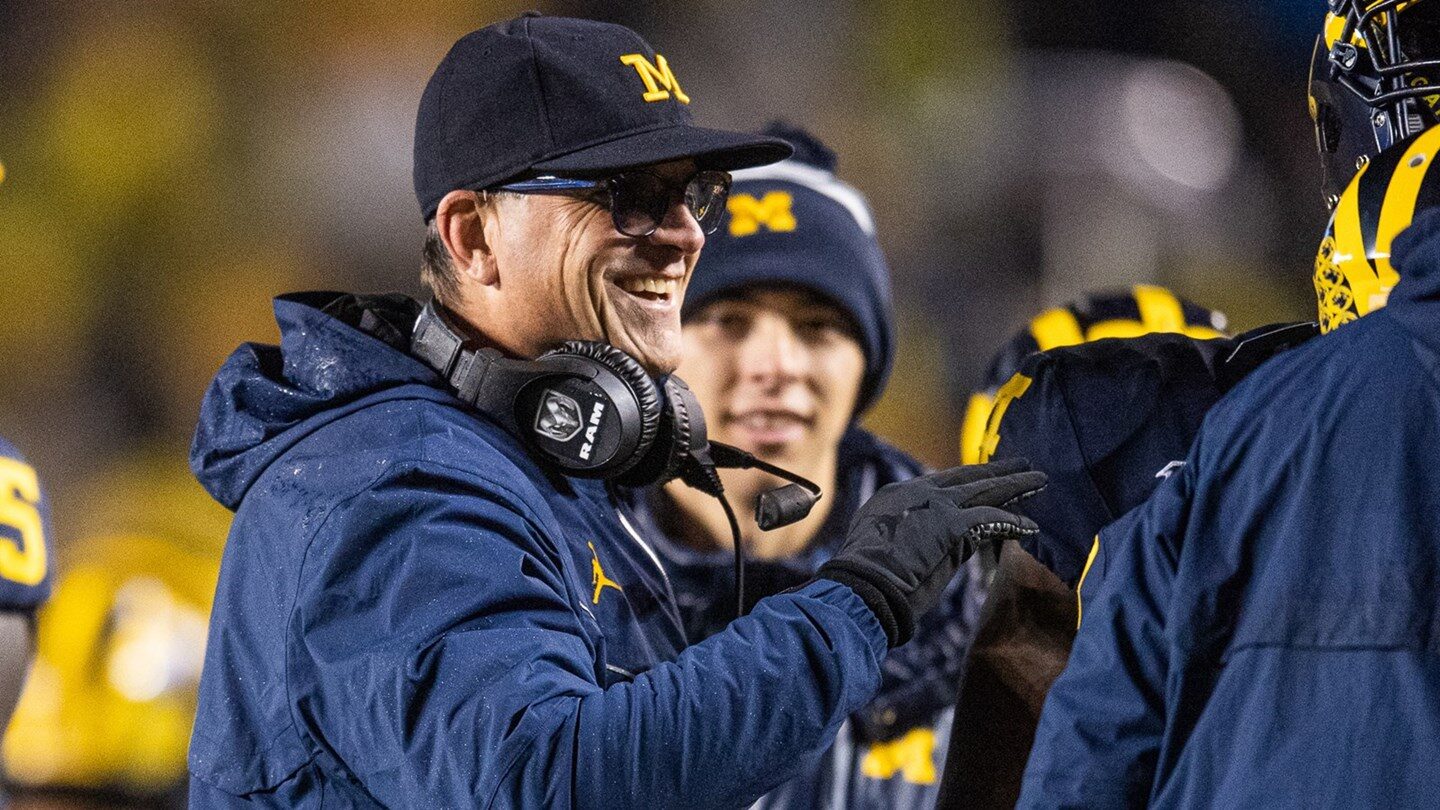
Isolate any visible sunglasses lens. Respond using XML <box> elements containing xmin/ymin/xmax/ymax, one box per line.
<box><xmin>609</xmin><ymin>173</ymin><xmax>670</xmax><ymax>237</ymax></box>
<box><xmin>687</xmin><ymin>171</ymin><xmax>732</xmax><ymax>235</ymax></box>
<box><xmin>607</xmin><ymin>169</ymin><xmax>734</xmax><ymax>237</ymax></box>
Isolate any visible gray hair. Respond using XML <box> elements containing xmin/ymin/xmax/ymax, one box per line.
<box><xmin>420</xmin><ymin>220</ymin><xmax>460</xmax><ymax>305</ymax></box>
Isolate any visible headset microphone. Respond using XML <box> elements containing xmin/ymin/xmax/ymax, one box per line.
<box><xmin>673</xmin><ymin>439</ymin><xmax>822</xmax><ymax>617</ymax></box>
<box><xmin>707</xmin><ymin>442</ymin><xmax>822</xmax><ymax>530</ymax></box>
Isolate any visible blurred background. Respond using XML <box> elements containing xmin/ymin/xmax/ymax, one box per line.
<box><xmin>0</xmin><ymin>0</ymin><xmax>1323</xmax><ymax>804</ymax></box>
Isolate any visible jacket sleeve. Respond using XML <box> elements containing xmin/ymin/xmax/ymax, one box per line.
<box><xmin>291</xmin><ymin>461</ymin><xmax>889</xmax><ymax>809</ymax></box>
<box><xmin>1017</xmin><ymin>458</ymin><xmax>1193</xmax><ymax>808</ymax></box>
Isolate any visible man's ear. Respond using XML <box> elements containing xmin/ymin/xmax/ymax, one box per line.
<box><xmin>435</xmin><ymin>190</ymin><xmax>500</xmax><ymax>286</ymax></box>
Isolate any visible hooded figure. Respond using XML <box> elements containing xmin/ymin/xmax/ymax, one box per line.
<box><xmin>1021</xmin><ymin>3</ymin><xmax>1440</xmax><ymax>798</ymax></box>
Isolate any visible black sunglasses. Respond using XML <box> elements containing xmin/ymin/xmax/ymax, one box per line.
<box><xmin>494</xmin><ymin>168</ymin><xmax>732</xmax><ymax>237</ymax></box>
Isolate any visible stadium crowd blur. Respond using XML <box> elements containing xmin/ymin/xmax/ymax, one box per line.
<box><xmin>0</xmin><ymin>0</ymin><xmax>1322</xmax><ymax>803</ymax></box>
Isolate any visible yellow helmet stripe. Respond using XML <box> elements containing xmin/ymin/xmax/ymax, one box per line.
<box><xmin>1374</xmin><ymin>126</ymin><xmax>1440</xmax><ymax>280</ymax></box>
<box><xmin>1324</xmin><ymin>12</ymin><xmax>1360</xmax><ymax>50</ymax></box>
<box><xmin>1333</xmin><ymin>157</ymin><xmax>1375</xmax><ymax>283</ymax></box>
<box><xmin>1132</xmin><ymin>284</ymin><xmax>1186</xmax><ymax>332</ymax></box>
<box><xmin>1029</xmin><ymin>307</ymin><xmax>1085</xmax><ymax>351</ymax></box>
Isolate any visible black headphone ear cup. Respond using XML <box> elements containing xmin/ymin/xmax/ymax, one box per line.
<box><xmin>543</xmin><ymin>340</ymin><xmax>662</xmax><ymax>473</ymax></box>
<box><xmin>617</xmin><ymin>376</ymin><xmax>707</xmax><ymax>488</ymax></box>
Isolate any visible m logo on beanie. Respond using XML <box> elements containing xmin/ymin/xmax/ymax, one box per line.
<box><xmin>727</xmin><ymin>191</ymin><xmax>797</xmax><ymax>237</ymax></box>
<box><xmin>619</xmin><ymin>53</ymin><xmax>690</xmax><ymax>104</ymax></box>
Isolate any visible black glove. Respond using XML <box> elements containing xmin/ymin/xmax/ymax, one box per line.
<box><xmin>817</xmin><ymin>459</ymin><xmax>1045</xmax><ymax>647</ymax></box>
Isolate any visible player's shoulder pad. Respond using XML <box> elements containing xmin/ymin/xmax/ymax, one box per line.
<box><xmin>1215</xmin><ymin>322</ymin><xmax>1320</xmax><ymax>391</ymax></box>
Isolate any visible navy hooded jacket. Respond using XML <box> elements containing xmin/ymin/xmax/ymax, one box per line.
<box><xmin>186</xmin><ymin>292</ymin><xmax>889</xmax><ymax>808</ymax></box>
<box><xmin>1019</xmin><ymin>211</ymin><xmax>1440</xmax><ymax>807</ymax></box>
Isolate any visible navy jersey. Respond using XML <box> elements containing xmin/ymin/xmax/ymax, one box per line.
<box><xmin>982</xmin><ymin>324</ymin><xmax>1317</xmax><ymax>587</ymax></box>
<box><xmin>939</xmin><ymin>324</ymin><xmax>1316</xmax><ymax>809</ymax></box>
<box><xmin>0</xmin><ymin>435</ymin><xmax>50</xmax><ymax>612</ymax></box>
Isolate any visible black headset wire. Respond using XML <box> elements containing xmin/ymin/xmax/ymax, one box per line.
<box><xmin>714</xmin><ymin>493</ymin><xmax>746</xmax><ymax>619</ymax></box>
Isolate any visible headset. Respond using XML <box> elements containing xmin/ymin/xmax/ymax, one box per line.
<box><xmin>410</xmin><ymin>301</ymin><xmax>821</xmax><ymax>616</ymax></box>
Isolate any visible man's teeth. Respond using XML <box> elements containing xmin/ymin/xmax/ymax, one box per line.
<box><xmin>618</xmin><ymin>277</ymin><xmax>678</xmax><ymax>295</ymax></box>
<box><xmin>736</xmin><ymin>413</ymin><xmax>804</xmax><ymax>431</ymax></box>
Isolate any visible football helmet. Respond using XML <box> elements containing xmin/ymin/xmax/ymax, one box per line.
<box><xmin>2</xmin><ymin>533</ymin><xmax>218</xmax><ymax>803</ymax></box>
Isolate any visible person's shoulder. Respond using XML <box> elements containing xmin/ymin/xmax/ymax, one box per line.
<box><xmin>295</xmin><ymin>406</ymin><xmax>569</xmax><ymax>561</ymax></box>
<box><xmin>1039</xmin><ymin>332</ymin><xmax>1228</xmax><ymax>404</ymax></box>
<box><xmin>307</xmin><ymin>392</ymin><xmax>538</xmax><ymax>482</ymax></box>
<box><xmin>248</xmin><ymin>391</ymin><xmax>553</xmax><ymax>532</ymax></box>
<box><xmin>1191</xmin><ymin>315</ymin><xmax>1417</xmax><ymax>479</ymax></box>
<box><xmin>1205</xmin><ymin>315</ymin><xmax>1402</xmax><ymax>430</ymax></box>
<box><xmin>992</xmin><ymin>334</ymin><xmax>1224</xmax><ymax>460</ymax></box>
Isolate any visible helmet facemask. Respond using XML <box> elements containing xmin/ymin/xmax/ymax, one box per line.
<box><xmin>1310</xmin><ymin>0</ymin><xmax>1440</xmax><ymax>205</ymax></box>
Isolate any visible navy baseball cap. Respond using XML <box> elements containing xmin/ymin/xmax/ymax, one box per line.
<box><xmin>414</xmin><ymin>13</ymin><xmax>793</xmax><ymax>221</ymax></box>
<box><xmin>684</xmin><ymin>123</ymin><xmax>895</xmax><ymax>417</ymax></box>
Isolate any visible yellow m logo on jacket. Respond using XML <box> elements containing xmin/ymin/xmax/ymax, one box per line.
<box><xmin>727</xmin><ymin>192</ymin><xmax>797</xmax><ymax>237</ymax></box>
<box><xmin>860</xmin><ymin>727</ymin><xmax>939</xmax><ymax>785</ymax></box>
<box><xmin>619</xmin><ymin>53</ymin><xmax>690</xmax><ymax>104</ymax></box>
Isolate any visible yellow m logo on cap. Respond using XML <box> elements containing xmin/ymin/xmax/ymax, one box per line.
<box><xmin>619</xmin><ymin>53</ymin><xmax>690</xmax><ymax>104</ymax></box>
<box><xmin>727</xmin><ymin>192</ymin><xmax>797</xmax><ymax>237</ymax></box>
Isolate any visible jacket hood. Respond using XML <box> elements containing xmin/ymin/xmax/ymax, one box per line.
<box><xmin>1389</xmin><ymin>208</ymin><xmax>1440</xmax><ymax>352</ymax></box>
<box><xmin>190</xmin><ymin>292</ymin><xmax>446</xmax><ymax>510</ymax></box>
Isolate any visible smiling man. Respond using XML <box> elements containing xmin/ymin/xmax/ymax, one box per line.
<box><xmin>186</xmin><ymin>15</ymin><xmax>1044</xmax><ymax>808</ymax></box>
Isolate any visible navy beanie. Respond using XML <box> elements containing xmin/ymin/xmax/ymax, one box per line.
<box><xmin>683</xmin><ymin>123</ymin><xmax>895</xmax><ymax>416</ymax></box>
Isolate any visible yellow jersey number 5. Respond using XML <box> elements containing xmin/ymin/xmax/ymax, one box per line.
<box><xmin>0</xmin><ymin>457</ymin><xmax>45</xmax><ymax>586</ymax></box>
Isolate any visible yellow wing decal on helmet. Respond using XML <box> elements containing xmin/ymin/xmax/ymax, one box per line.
<box><xmin>1316</xmin><ymin>124</ymin><xmax>1440</xmax><ymax>332</ymax></box>
<box><xmin>1028</xmin><ymin>308</ymin><xmax>1086</xmax><ymax>351</ymax></box>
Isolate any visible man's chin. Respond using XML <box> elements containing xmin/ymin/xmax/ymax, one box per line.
<box><xmin>605</xmin><ymin>323</ymin><xmax>682</xmax><ymax>376</ymax></box>
<box><xmin>612</xmin><ymin>336</ymin><xmax>680</xmax><ymax>376</ymax></box>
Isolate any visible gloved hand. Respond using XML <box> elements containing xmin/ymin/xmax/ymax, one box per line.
<box><xmin>817</xmin><ymin>459</ymin><xmax>1045</xmax><ymax>647</ymax></box>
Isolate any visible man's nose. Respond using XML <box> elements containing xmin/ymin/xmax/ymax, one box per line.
<box><xmin>739</xmin><ymin>316</ymin><xmax>807</xmax><ymax>387</ymax></box>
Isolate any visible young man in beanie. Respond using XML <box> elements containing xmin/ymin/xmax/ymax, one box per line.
<box><xmin>621</xmin><ymin>124</ymin><xmax>987</xmax><ymax>808</ymax></box>
<box><xmin>187</xmin><ymin>15</ymin><xmax>1043</xmax><ymax>808</ymax></box>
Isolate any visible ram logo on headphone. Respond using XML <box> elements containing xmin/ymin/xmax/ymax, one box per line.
<box><xmin>536</xmin><ymin>391</ymin><xmax>586</xmax><ymax>443</ymax></box>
